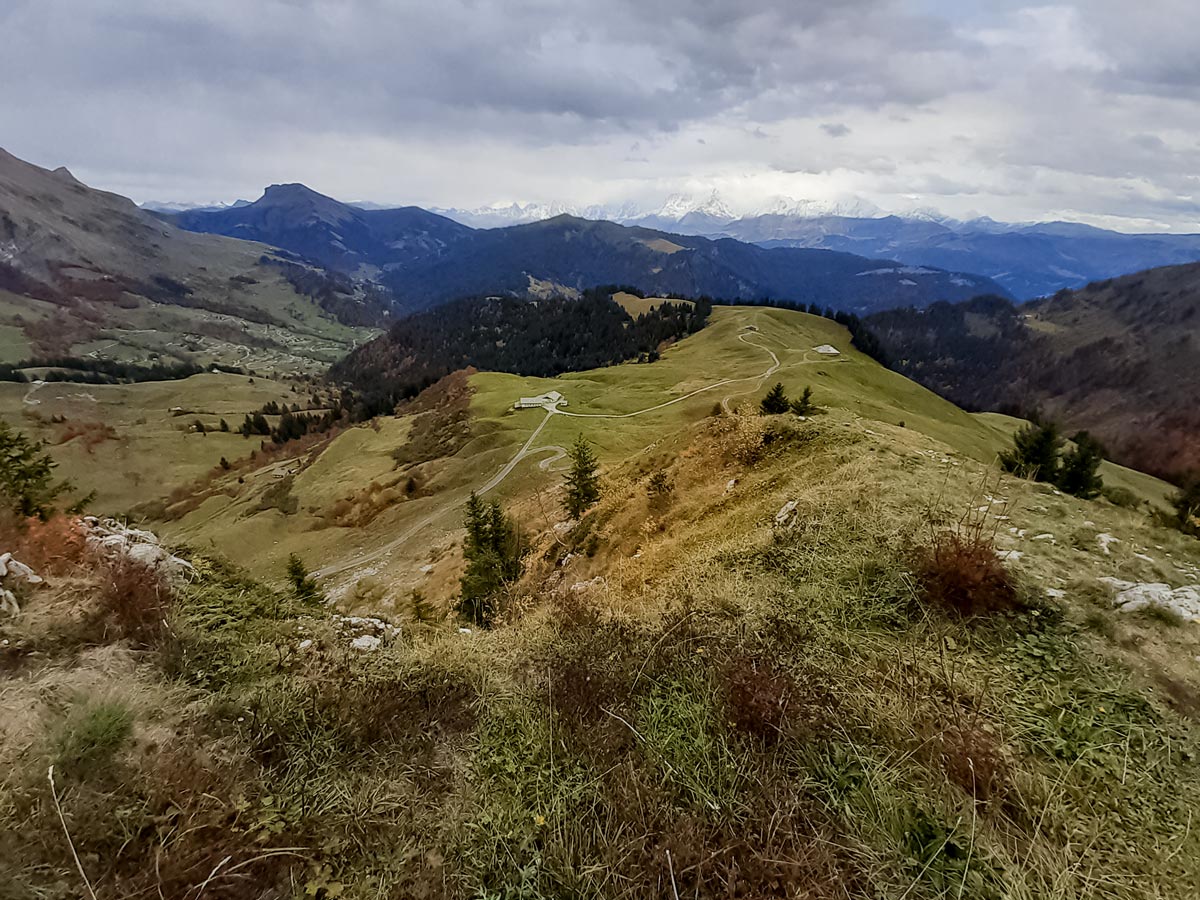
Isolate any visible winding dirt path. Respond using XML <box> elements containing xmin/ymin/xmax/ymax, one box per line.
<box><xmin>316</xmin><ymin>322</ymin><xmax>814</xmax><ymax>582</ymax></box>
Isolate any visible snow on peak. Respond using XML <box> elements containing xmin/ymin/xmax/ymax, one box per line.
<box><xmin>754</xmin><ymin>195</ymin><xmax>887</xmax><ymax>220</ymax></box>
<box><xmin>652</xmin><ymin>190</ymin><xmax>735</xmax><ymax>221</ymax></box>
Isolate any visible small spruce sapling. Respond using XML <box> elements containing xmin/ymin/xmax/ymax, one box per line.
<box><xmin>760</xmin><ymin>382</ymin><xmax>790</xmax><ymax>415</ymax></box>
<box><xmin>1057</xmin><ymin>431</ymin><xmax>1105</xmax><ymax>499</ymax></box>
<box><xmin>564</xmin><ymin>434</ymin><xmax>601</xmax><ymax>519</ymax></box>
<box><xmin>999</xmin><ymin>421</ymin><xmax>1062</xmax><ymax>483</ymax></box>
<box><xmin>285</xmin><ymin>553</ymin><xmax>322</xmax><ymax>604</ymax></box>
<box><xmin>789</xmin><ymin>386</ymin><xmax>816</xmax><ymax>416</ymax></box>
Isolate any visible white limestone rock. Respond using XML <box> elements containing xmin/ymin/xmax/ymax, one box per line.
<box><xmin>1100</xmin><ymin>578</ymin><xmax>1200</xmax><ymax>623</ymax></box>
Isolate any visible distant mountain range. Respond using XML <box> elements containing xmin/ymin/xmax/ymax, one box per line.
<box><xmin>148</xmin><ymin>187</ymin><xmax>1200</xmax><ymax>301</ymax></box>
<box><xmin>167</xmin><ymin>184</ymin><xmax>473</xmax><ymax>275</ymax></box>
<box><xmin>422</xmin><ymin>192</ymin><xmax>1200</xmax><ymax>300</ymax></box>
<box><xmin>865</xmin><ymin>264</ymin><xmax>1200</xmax><ymax>481</ymax></box>
<box><xmin>162</xmin><ymin>184</ymin><xmax>1003</xmax><ymax>314</ymax></box>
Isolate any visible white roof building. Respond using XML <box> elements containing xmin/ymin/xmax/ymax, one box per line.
<box><xmin>514</xmin><ymin>391</ymin><xmax>566</xmax><ymax>409</ymax></box>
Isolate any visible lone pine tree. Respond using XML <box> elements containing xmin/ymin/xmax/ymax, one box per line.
<box><xmin>1057</xmin><ymin>431</ymin><xmax>1105</xmax><ymax>499</ymax></box>
<box><xmin>1000</xmin><ymin>421</ymin><xmax>1063</xmax><ymax>483</ymax></box>
<box><xmin>459</xmin><ymin>491</ymin><xmax>525</xmax><ymax>627</ymax></box>
<box><xmin>564</xmin><ymin>434</ymin><xmax>601</xmax><ymax>519</ymax></box>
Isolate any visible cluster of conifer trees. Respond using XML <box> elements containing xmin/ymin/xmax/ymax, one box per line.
<box><xmin>330</xmin><ymin>286</ymin><xmax>712</xmax><ymax>414</ymax></box>
<box><xmin>1000</xmin><ymin>421</ymin><xmax>1106</xmax><ymax>499</ymax></box>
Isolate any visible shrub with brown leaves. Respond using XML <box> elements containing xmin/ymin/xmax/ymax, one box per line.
<box><xmin>724</xmin><ymin>655</ymin><xmax>793</xmax><ymax>741</ymax></box>
<box><xmin>0</xmin><ymin>513</ymin><xmax>88</xmax><ymax>575</ymax></box>
<box><xmin>931</xmin><ymin>724</ymin><xmax>1012</xmax><ymax>805</ymax></box>
<box><xmin>913</xmin><ymin>529</ymin><xmax>1019</xmax><ymax>618</ymax></box>
<box><xmin>94</xmin><ymin>554</ymin><xmax>172</xmax><ymax>646</ymax></box>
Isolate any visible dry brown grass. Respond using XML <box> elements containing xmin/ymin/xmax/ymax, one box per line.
<box><xmin>92</xmin><ymin>554</ymin><xmax>172</xmax><ymax>648</ymax></box>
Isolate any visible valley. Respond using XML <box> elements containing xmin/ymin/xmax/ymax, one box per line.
<box><xmin>6</xmin><ymin>300</ymin><xmax>1200</xmax><ymax>898</ymax></box>
<box><xmin>26</xmin><ymin>304</ymin><xmax>1163</xmax><ymax>608</ymax></box>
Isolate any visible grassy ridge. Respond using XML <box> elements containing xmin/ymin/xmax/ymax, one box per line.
<box><xmin>4</xmin><ymin>383</ymin><xmax>1199</xmax><ymax>897</ymax></box>
<box><xmin>148</xmin><ymin>306</ymin><xmax>1180</xmax><ymax>600</ymax></box>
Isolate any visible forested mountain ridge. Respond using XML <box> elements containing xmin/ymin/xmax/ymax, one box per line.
<box><xmin>168</xmin><ymin>183</ymin><xmax>473</xmax><ymax>274</ymax></box>
<box><xmin>865</xmin><ymin>263</ymin><xmax>1200</xmax><ymax>480</ymax></box>
<box><xmin>330</xmin><ymin>287</ymin><xmax>711</xmax><ymax>403</ymax></box>
<box><xmin>167</xmin><ymin>183</ymin><xmax>1007</xmax><ymax>315</ymax></box>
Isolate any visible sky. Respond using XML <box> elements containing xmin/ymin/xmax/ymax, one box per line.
<box><xmin>2</xmin><ymin>0</ymin><xmax>1199</xmax><ymax>231</ymax></box>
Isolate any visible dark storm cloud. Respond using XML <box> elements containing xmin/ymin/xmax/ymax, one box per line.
<box><xmin>0</xmin><ymin>1</ymin><xmax>1197</xmax><ymax>229</ymax></box>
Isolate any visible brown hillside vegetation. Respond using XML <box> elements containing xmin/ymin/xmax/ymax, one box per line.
<box><xmin>866</xmin><ymin>264</ymin><xmax>1200</xmax><ymax>481</ymax></box>
<box><xmin>5</xmin><ymin>398</ymin><xmax>1200</xmax><ymax>898</ymax></box>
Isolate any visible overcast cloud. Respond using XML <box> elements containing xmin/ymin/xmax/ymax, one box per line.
<box><xmin>2</xmin><ymin>0</ymin><xmax>1198</xmax><ymax>230</ymax></box>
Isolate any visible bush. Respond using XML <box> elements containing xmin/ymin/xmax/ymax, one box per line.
<box><xmin>96</xmin><ymin>555</ymin><xmax>172</xmax><ymax>646</ymax></box>
<box><xmin>1101</xmin><ymin>485</ymin><xmax>1141</xmax><ymax>509</ymax></box>
<box><xmin>914</xmin><ymin>526</ymin><xmax>1020</xmax><ymax>617</ymax></box>
<box><xmin>1172</xmin><ymin>474</ymin><xmax>1200</xmax><ymax>536</ymax></box>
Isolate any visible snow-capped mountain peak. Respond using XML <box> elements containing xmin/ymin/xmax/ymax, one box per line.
<box><xmin>651</xmin><ymin>190</ymin><xmax>735</xmax><ymax>221</ymax></box>
<box><xmin>754</xmin><ymin>195</ymin><xmax>886</xmax><ymax>220</ymax></box>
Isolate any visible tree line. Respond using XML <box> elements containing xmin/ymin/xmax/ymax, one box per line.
<box><xmin>0</xmin><ymin>357</ymin><xmax>246</xmax><ymax>384</ymax></box>
<box><xmin>329</xmin><ymin>286</ymin><xmax>712</xmax><ymax>413</ymax></box>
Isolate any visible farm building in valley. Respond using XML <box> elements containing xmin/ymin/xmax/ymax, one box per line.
<box><xmin>514</xmin><ymin>391</ymin><xmax>567</xmax><ymax>410</ymax></box>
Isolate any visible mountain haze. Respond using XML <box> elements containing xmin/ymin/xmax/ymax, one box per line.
<box><xmin>428</xmin><ymin>192</ymin><xmax>1200</xmax><ymax>300</ymax></box>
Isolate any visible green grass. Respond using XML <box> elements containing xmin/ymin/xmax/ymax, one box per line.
<box><xmin>51</xmin><ymin>698</ymin><xmax>134</xmax><ymax>774</ymax></box>
<box><xmin>158</xmin><ymin>306</ymin><xmax>1184</xmax><ymax>600</ymax></box>
<box><xmin>5</xmin><ymin>346</ymin><xmax>1200</xmax><ymax>896</ymax></box>
<box><xmin>0</xmin><ymin>372</ymin><xmax>303</xmax><ymax>511</ymax></box>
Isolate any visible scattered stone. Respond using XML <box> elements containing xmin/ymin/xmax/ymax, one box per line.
<box><xmin>725</xmin><ymin>478</ymin><xmax>738</xmax><ymax>493</ymax></box>
<box><xmin>1032</xmin><ymin>533</ymin><xmax>1055</xmax><ymax>542</ymax></box>
<box><xmin>0</xmin><ymin>552</ymin><xmax>42</xmax><ymax>585</ymax></box>
<box><xmin>1134</xmin><ymin>553</ymin><xmax>1155</xmax><ymax>564</ymax></box>
<box><xmin>1045</xmin><ymin>588</ymin><xmax>1066</xmax><ymax>599</ymax></box>
<box><xmin>298</xmin><ymin>639</ymin><xmax>313</xmax><ymax>651</ymax></box>
<box><xmin>570</xmin><ymin>576</ymin><xmax>605</xmax><ymax>594</ymax></box>
<box><xmin>332</xmin><ymin>614</ymin><xmax>400</xmax><ymax>649</ymax></box>
<box><xmin>0</xmin><ymin>551</ymin><xmax>45</xmax><ymax>617</ymax></box>
<box><xmin>774</xmin><ymin>500</ymin><xmax>799</xmax><ymax>526</ymax></box>
<box><xmin>1099</xmin><ymin>578</ymin><xmax>1200</xmax><ymax>623</ymax></box>
<box><xmin>996</xmin><ymin>550</ymin><xmax>1024</xmax><ymax>563</ymax></box>
<box><xmin>419</xmin><ymin>564</ymin><xmax>434</xmax><ymax>575</ymax></box>
<box><xmin>83</xmin><ymin>517</ymin><xmax>193</xmax><ymax>577</ymax></box>
<box><xmin>458</xmin><ymin>627</ymin><xmax>472</xmax><ymax>635</ymax></box>
<box><xmin>1097</xmin><ymin>534</ymin><xmax>1120</xmax><ymax>556</ymax></box>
